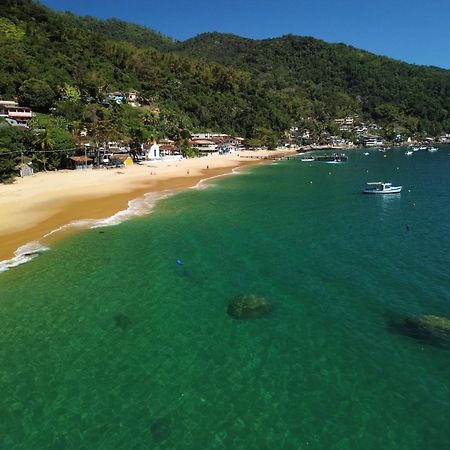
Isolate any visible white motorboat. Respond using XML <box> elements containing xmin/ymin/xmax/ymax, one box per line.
<box><xmin>363</xmin><ymin>182</ymin><xmax>402</xmax><ymax>194</ymax></box>
<box><xmin>405</xmin><ymin>150</ymin><xmax>413</xmax><ymax>156</ymax></box>
<box><xmin>427</xmin><ymin>147</ymin><xmax>438</xmax><ymax>152</ymax></box>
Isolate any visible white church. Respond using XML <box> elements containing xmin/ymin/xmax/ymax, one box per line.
<box><xmin>147</xmin><ymin>142</ymin><xmax>160</xmax><ymax>160</ymax></box>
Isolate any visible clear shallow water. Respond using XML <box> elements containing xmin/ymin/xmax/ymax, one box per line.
<box><xmin>1</xmin><ymin>148</ymin><xmax>450</xmax><ymax>449</ymax></box>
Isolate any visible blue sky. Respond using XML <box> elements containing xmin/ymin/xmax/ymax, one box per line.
<box><xmin>40</xmin><ymin>0</ymin><xmax>450</xmax><ymax>69</ymax></box>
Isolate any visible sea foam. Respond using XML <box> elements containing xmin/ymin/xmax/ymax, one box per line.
<box><xmin>0</xmin><ymin>191</ymin><xmax>172</xmax><ymax>274</ymax></box>
<box><xmin>0</xmin><ymin>167</ymin><xmax>244</xmax><ymax>274</ymax></box>
<box><xmin>0</xmin><ymin>241</ymin><xmax>50</xmax><ymax>273</ymax></box>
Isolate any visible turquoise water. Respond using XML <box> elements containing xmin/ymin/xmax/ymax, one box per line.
<box><xmin>1</xmin><ymin>148</ymin><xmax>450</xmax><ymax>449</ymax></box>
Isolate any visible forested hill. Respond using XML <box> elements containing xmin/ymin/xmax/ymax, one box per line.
<box><xmin>0</xmin><ymin>0</ymin><xmax>296</xmax><ymax>137</ymax></box>
<box><xmin>1</xmin><ymin>0</ymin><xmax>450</xmax><ymax>138</ymax></box>
<box><xmin>176</xmin><ymin>33</ymin><xmax>450</xmax><ymax>134</ymax></box>
<box><xmin>70</xmin><ymin>16</ymin><xmax>177</xmax><ymax>52</ymax></box>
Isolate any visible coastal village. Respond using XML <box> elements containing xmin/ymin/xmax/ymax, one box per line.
<box><xmin>2</xmin><ymin>93</ymin><xmax>450</xmax><ymax>178</ymax></box>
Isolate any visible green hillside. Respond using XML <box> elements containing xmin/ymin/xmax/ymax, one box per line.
<box><xmin>1</xmin><ymin>0</ymin><xmax>450</xmax><ymax>148</ymax></box>
<box><xmin>0</xmin><ymin>0</ymin><xmax>289</xmax><ymax>139</ymax></box>
<box><xmin>176</xmin><ymin>32</ymin><xmax>450</xmax><ymax>134</ymax></box>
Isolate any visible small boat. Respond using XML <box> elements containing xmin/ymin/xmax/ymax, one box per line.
<box><xmin>419</xmin><ymin>146</ymin><xmax>428</xmax><ymax>150</ymax></box>
<box><xmin>364</xmin><ymin>152</ymin><xmax>369</xmax><ymax>156</ymax></box>
<box><xmin>427</xmin><ymin>147</ymin><xmax>438</xmax><ymax>152</ymax></box>
<box><xmin>405</xmin><ymin>150</ymin><xmax>413</xmax><ymax>156</ymax></box>
<box><xmin>315</xmin><ymin>153</ymin><xmax>348</xmax><ymax>162</ymax></box>
<box><xmin>363</xmin><ymin>182</ymin><xmax>403</xmax><ymax>194</ymax></box>
<box><xmin>301</xmin><ymin>156</ymin><xmax>315</xmax><ymax>162</ymax></box>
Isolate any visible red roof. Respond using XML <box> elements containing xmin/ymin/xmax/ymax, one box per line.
<box><xmin>160</xmin><ymin>144</ymin><xmax>178</xmax><ymax>151</ymax></box>
<box><xmin>69</xmin><ymin>156</ymin><xmax>92</xmax><ymax>162</ymax></box>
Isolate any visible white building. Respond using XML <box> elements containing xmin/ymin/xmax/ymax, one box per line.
<box><xmin>191</xmin><ymin>133</ymin><xmax>229</xmax><ymax>140</ymax></box>
<box><xmin>190</xmin><ymin>139</ymin><xmax>219</xmax><ymax>155</ymax></box>
<box><xmin>364</xmin><ymin>136</ymin><xmax>384</xmax><ymax>147</ymax></box>
<box><xmin>0</xmin><ymin>100</ymin><xmax>33</xmax><ymax>122</ymax></box>
<box><xmin>126</xmin><ymin>91</ymin><xmax>140</xmax><ymax>107</ymax></box>
<box><xmin>147</xmin><ymin>143</ymin><xmax>160</xmax><ymax>159</ymax></box>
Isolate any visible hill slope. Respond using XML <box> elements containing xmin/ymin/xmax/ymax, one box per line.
<box><xmin>176</xmin><ymin>32</ymin><xmax>450</xmax><ymax>134</ymax></box>
<box><xmin>0</xmin><ymin>0</ymin><xmax>292</xmax><ymax>136</ymax></box>
<box><xmin>1</xmin><ymin>1</ymin><xmax>450</xmax><ymax>137</ymax></box>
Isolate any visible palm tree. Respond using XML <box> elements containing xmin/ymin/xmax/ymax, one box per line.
<box><xmin>32</xmin><ymin>130</ymin><xmax>54</xmax><ymax>171</ymax></box>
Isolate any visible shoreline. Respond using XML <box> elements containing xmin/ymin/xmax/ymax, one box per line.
<box><xmin>0</xmin><ymin>150</ymin><xmax>296</xmax><ymax>267</ymax></box>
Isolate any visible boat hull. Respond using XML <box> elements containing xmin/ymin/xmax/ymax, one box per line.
<box><xmin>364</xmin><ymin>187</ymin><xmax>402</xmax><ymax>194</ymax></box>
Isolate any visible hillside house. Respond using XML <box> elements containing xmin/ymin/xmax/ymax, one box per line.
<box><xmin>126</xmin><ymin>91</ymin><xmax>140</xmax><ymax>107</ymax></box>
<box><xmin>0</xmin><ymin>101</ymin><xmax>33</xmax><ymax>126</ymax></box>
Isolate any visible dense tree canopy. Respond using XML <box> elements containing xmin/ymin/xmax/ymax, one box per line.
<box><xmin>176</xmin><ymin>33</ymin><xmax>450</xmax><ymax>133</ymax></box>
<box><xmin>1</xmin><ymin>0</ymin><xmax>449</xmax><ymax>139</ymax></box>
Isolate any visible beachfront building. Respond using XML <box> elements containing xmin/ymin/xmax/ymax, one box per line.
<box><xmin>141</xmin><ymin>140</ymin><xmax>183</xmax><ymax>161</ymax></box>
<box><xmin>190</xmin><ymin>139</ymin><xmax>219</xmax><ymax>155</ymax></box>
<box><xmin>0</xmin><ymin>100</ymin><xmax>33</xmax><ymax>127</ymax></box>
<box><xmin>223</xmin><ymin>136</ymin><xmax>244</xmax><ymax>151</ymax></box>
<box><xmin>364</xmin><ymin>136</ymin><xmax>384</xmax><ymax>147</ymax></box>
<box><xmin>146</xmin><ymin>142</ymin><xmax>160</xmax><ymax>159</ymax></box>
<box><xmin>189</xmin><ymin>133</ymin><xmax>244</xmax><ymax>154</ymax></box>
<box><xmin>327</xmin><ymin>136</ymin><xmax>348</xmax><ymax>147</ymax></box>
<box><xmin>68</xmin><ymin>156</ymin><xmax>93</xmax><ymax>170</ymax></box>
<box><xmin>160</xmin><ymin>144</ymin><xmax>181</xmax><ymax>156</ymax></box>
<box><xmin>107</xmin><ymin>142</ymin><xmax>130</xmax><ymax>153</ymax></box>
<box><xmin>17</xmin><ymin>163</ymin><xmax>34</xmax><ymax>177</ymax></box>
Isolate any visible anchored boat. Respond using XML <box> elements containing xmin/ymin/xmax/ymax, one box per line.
<box><xmin>314</xmin><ymin>153</ymin><xmax>348</xmax><ymax>162</ymax></box>
<box><xmin>363</xmin><ymin>182</ymin><xmax>402</xmax><ymax>194</ymax></box>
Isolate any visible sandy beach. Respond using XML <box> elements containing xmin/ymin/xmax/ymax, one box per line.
<box><xmin>0</xmin><ymin>149</ymin><xmax>296</xmax><ymax>263</ymax></box>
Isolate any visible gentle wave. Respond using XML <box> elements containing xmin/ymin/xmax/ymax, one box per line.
<box><xmin>0</xmin><ymin>191</ymin><xmax>172</xmax><ymax>274</ymax></box>
<box><xmin>0</xmin><ymin>241</ymin><xmax>50</xmax><ymax>273</ymax></box>
<box><xmin>190</xmin><ymin>167</ymin><xmax>245</xmax><ymax>189</ymax></box>
<box><xmin>92</xmin><ymin>191</ymin><xmax>171</xmax><ymax>228</ymax></box>
<box><xmin>0</xmin><ymin>167</ymin><xmax>247</xmax><ymax>274</ymax></box>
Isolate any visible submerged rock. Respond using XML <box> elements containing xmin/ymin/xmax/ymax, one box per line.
<box><xmin>227</xmin><ymin>294</ymin><xmax>271</xmax><ymax>319</ymax></box>
<box><xmin>113</xmin><ymin>313</ymin><xmax>132</xmax><ymax>330</ymax></box>
<box><xmin>150</xmin><ymin>417</ymin><xmax>171</xmax><ymax>443</ymax></box>
<box><xmin>405</xmin><ymin>316</ymin><xmax>450</xmax><ymax>344</ymax></box>
<box><xmin>394</xmin><ymin>314</ymin><xmax>450</xmax><ymax>347</ymax></box>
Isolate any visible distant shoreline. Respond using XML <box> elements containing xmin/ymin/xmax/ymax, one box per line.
<box><xmin>0</xmin><ymin>149</ymin><xmax>296</xmax><ymax>267</ymax></box>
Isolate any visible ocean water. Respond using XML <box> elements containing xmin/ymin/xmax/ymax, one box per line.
<box><xmin>1</xmin><ymin>147</ymin><xmax>450</xmax><ymax>449</ymax></box>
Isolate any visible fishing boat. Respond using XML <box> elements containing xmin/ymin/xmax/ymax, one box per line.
<box><xmin>363</xmin><ymin>182</ymin><xmax>402</xmax><ymax>194</ymax></box>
